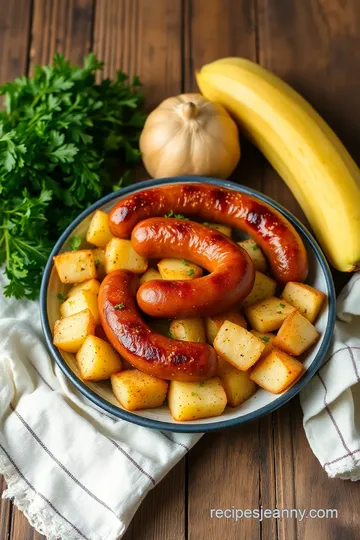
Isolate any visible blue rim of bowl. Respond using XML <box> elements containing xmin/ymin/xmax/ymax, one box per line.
<box><xmin>40</xmin><ymin>176</ymin><xmax>336</xmax><ymax>433</ymax></box>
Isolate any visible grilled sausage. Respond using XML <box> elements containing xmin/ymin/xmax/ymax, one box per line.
<box><xmin>98</xmin><ymin>270</ymin><xmax>217</xmax><ymax>381</ymax></box>
<box><xmin>109</xmin><ymin>183</ymin><xmax>308</xmax><ymax>283</ymax></box>
<box><xmin>132</xmin><ymin>217</ymin><xmax>255</xmax><ymax>318</ymax></box>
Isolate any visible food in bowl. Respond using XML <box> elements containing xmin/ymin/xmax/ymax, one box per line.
<box><xmin>51</xmin><ymin>183</ymin><xmax>326</xmax><ymax>422</ymax></box>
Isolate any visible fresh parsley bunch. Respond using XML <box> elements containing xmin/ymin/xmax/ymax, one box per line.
<box><xmin>0</xmin><ymin>53</ymin><xmax>145</xmax><ymax>300</ymax></box>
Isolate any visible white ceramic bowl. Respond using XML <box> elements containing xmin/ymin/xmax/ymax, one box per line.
<box><xmin>40</xmin><ymin>177</ymin><xmax>336</xmax><ymax>432</ymax></box>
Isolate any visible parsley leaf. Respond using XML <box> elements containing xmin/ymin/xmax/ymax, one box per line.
<box><xmin>252</xmin><ymin>243</ymin><xmax>259</xmax><ymax>251</ymax></box>
<box><xmin>181</xmin><ymin>258</ymin><xmax>189</xmax><ymax>266</ymax></box>
<box><xmin>114</xmin><ymin>303</ymin><xmax>125</xmax><ymax>310</ymax></box>
<box><xmin>164</xmin><ymin>210</ymin><xmax>189</xmax><ymax>220</ymax></box>
<box><xmin>56</xmin><ymin>292</ymin><xmax>66</xmax><ymax>300</ymax></box>
<box><xmin>261</xmin><ymin>336</ymin><xmax>270</xmax><ymax>343</ymax></box>
<box><xmin>69</xmin><ymin>236</ymin><xmax>82</xmax><ymax>251</ymax></box>
<box><xmin>0</xmin><ymin>53</ymin><xmax>145</xmax><ymax>299</ymax></box>
<box><xmin>188</xmin><ymin>269</ymin><xmax>195</xmax><ymax>276</ymax></box>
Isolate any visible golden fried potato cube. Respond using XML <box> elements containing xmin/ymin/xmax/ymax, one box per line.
<box><xmin>157</xmin><ymin>258</ymin><xmax>203</xmax><ymax>280</ymax></box>
<box><xmin>86</xmin><ymin>210</ymin><xmax>114</xmax><ymax>247</ymax></box>
<box><xmin>105</xmin><ymin>238</ymin><xmax>148</xmax><ymax>274</ymax></box>
<box><xmin>250</xmin><ymin>330</ymin><xmax>276</xmax><ymax>358</ymax></box>
<box><xmin>168</xmin><ymin>378</ymin><xmax>227</xmax><ymax>421</ymax></box>
<box><xmin>281</xmin><ymin>282</ymin><xmax>326</xmax><ymax>323</ymax></box>
<box><xmin>53</xmin><ymin>309</ymin><xmax>95</xmax><ymax>353</ymax></box>
<box><xmin>242</xmin><ymin>271</ymin><xmax>277</xmax><ymax>308</ymax></box>
<box><xmin>238</xmin><ymin>239</ymin><xmax>267</xmax><ymax>272</ymax></box>
<box><xmin>76</xmin><ymin>335</ymin><xmax>122</xmax><ymax>381</ymax></box>
<box><xmin>205</xmin><ymin>310</ymin><xmax>247</xmax><ymax>345</ymax></box>
<box><xmin>204</xmin><ymin>222</ymin><xmax>232</xmax><ymax>237</ymax></box>
<box><xmin>53</xmin><ymin>250</ymin><xmax>96</xmax><ymax>284</ymax></box>
<box><xmin>139</xmin><ymin>268</ymin><xmax>163</xmax><ymax>285</ymax></box>
<box><xmin>217</xmin><ymin>356</ymin><xmax>257</xmax><ymax>407</ymax></box>
<box><xmin>250</xmin><ymin>348</ymin><xmax>304</xmax><ymax>393</ymax></box>
<box><xmin>274</xmin><ymin>310</ymin><xmax>320</xmax><ymax>356</ymax></box>
<box><xmin>214</xmin><ymin>321</ymin><xmax>265</xmax><ymax>370</ymax></box>
<box><xmin>169</xmin><ymin>318</ymin><xmax>206</xmax><ymax>342</ymax></box>
<box><xmin>67</xmin><ymin>278</ymin><xmax>100</xmax><ymax>298</ymax></box>
<box><xmin>60</xmin><ymin>290</ymin><xmax>99</xmax><ymax>324</ymax></box>
<box><xmin>111</xmin><ymin>370</ymin><xmax>168</xmax><ymax>411</ymax></box>
<box><xmin>244</xmin><ymin>296</ymin><xmax>296</xmax><ymax>332</ymax></box>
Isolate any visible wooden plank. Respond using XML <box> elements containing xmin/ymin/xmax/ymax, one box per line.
<box><xmin>8</xmin><ymin>1</ymin><xmax>93</xmax><ymax>538</ymax></box>
<box><xmin>0</xmin><ymin>3</ymin><xmax>32</xmax><ymax>537</ymax></box>
<box><xmin>184</xmin><ymin>2</ymin><xmax>276</xmax><ymax>540</ymax></box>
<box><xmin>257</xmin><ymin>1</ymin><xmax>360</xmax><ymax>539</ymax></box>
<box><xmin>29</xmin><ymin>0</ymin><xmax>94</xmax><ymax>68</ymax></box>
<box><xmin>0</xmin><ymin>477</ymin><xmax>11</xmax><ymax>540</ymax></box>
<box><xmin>183</xmin><ymin>0</ymin><xmax>264</xmax><ymax>193</ymax></box>
<box><xmin>94</xmin><ymin>1</ymin><xmax>185</xmax><ymax>538</ymax></box>
<box><xmin>0</xmin><ymin>0</ymin><xmax>32</xmax><ymax>84</ymax></box>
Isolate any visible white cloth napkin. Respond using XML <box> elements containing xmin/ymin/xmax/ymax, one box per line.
<box><xmin>0</xmin><ymin>271</ymin><xmax>201</xmax><ymax>540</ymax></box>
<box><xmin>301</xmin><ymin>274</ymin><xmax>360</xmax><ymax>480</ymax></box>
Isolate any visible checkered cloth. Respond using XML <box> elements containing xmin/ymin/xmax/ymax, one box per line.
<box><xmin>301</xmin><ymin>274</ymin><xmax>360</xmax><ymax>480</ymax></box>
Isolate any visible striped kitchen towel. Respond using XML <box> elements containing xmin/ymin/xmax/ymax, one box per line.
<box><xmin>301</xmin><ymin>274</ymin><xmax>360</xmax><ymax>481</ymax></box>
<box><xmin>0</xmin><ymin>270</ymin><xmax>201</xmax><ymax>540</ymax></box>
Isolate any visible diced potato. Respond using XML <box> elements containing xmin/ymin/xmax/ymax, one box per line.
<box><xmin>157</xmin><ymin>258</ymin><xmax>203</xmax><ymax>280</ymax></box>
<box><xmin>204</xmin><ymin>222</ymin><xmax>232</xmax><ymax>237</ymax></box>
<box><xmin>242</xmin><ymin>271</ymin><xmax>277</xmax><ymax>308</ymax></box>
<box><xmin>68</xmin><ymin>278</ymin><xmax>100</xmax><ymax>298</ymax></box>
<box><xmin>93</xmin><ymin>248</ymin><xmax>106</xmax><ymax>280</ymax></box>
<box><xmin>250</xmin><ymin>330</ymin><xmax>276</xmax><ymax>358</ymax></box>
<box><xmin>244</xmin><ymin>296</ymin><xmax>296</xmax><ymax>333</ymax></box>
<box><xmin>281</xmin><ymin>282</ymin><xmax>326</xmax><ymax>323</ymax></box>
<box><xmin>250</xmin><ymin>348</ymin><xmax>304</xmax><ymax>394</ymax></box>
<box><xmin>214</xmin><ymin>321</ymin><xmax>265</xmax><ymax>370</ymax></box>
<box><xmin>53</xmin><ymin>309</ymin><xmax>95</xmax><ymax>353</ymax></box>
<box><xmin>111</xmin><ymin>370</ymin><xmax>168</xmax><ymax>411</ymax></box>
<box><xmin>53</xmin><ymin>250</ymin><xmax>96</xmax><ymax>284</ymax></box>
<box><xmin>105</xmin><ymin>238</ymin><xmax>148</xmax><ymax>274</ymax></box>
<box><xmin>238</xmin><ymin>239</ymin><xmax>267</xmax><ymax>272</ymax></box>
<box><xmin>139</xmin><ymin>268</ymin><xmax>163</xmax><ymax>285</ymax></box>
<box><xmin>60</xmin><ymin>290</ymin><xmax>100</xmax><ymax>324</ymax></box>
<box><xmin>168</xmin><ymin>378</ymin><xmax>227</xmax><ymax>421</ymax></box>
<box><xmin>76</xmin><ymin>335</ymin><xmax>122</xmax><ymax>381</ymax></box>
<box><xmin>169</xmin><ymin>318</ymin><xmax>206</xmax><ymax>343</ymax></box>
<box><xmin>86</xmin><ymin>210</ymin><xmax>114</xmax><ymax>247</ymax></box>
<box><xmin>274</xmin><ymin>310</ymin><xmax>320</xmax><ymax>356</ymax></box>
<box><xmin>205</xmin><ymin>310</ymin><xmax>247</xmax><ymax>345</ymax></box>
<box><xmin>217</xmin><ymin>356</ymin><xmax>257</xmax><ymax>407</ymax></box>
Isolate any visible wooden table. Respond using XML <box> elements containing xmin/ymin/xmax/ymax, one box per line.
<box><xmin>1</xmin><ymin>1</ymin><xmax>360</xmax><ymax>539</ymax></box>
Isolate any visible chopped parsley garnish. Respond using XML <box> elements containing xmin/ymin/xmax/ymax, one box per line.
<box><xmin>261</xmin><ymin>336</ymin><xmax>270</xmax><ymax>343</ymax></box>
<box><xmin>164</xmin><ymin>210</ymin><xmax>189</xmax><ymax>220</ymax></box>
<box><xmin>188</xmin><ymin>269</ymin><xmax>195</xmax><ymax>277</ymax></box>
<box><xmin>69</xmin><ymin>236</ymin><xmax>82</xmax><ymax>251</ymax></box>
<box><xmin>181</xmin><ymin>258</ymin><xmax>189</xmax><ymax>266</ymax></box>
<box><xmin>279</xmin><ymin>303</ymin><xmax>286</xmax><ymax>308</ymax></box>
<box><xmin>252</xmin><ymin>243</ymin><xmax>259</xmax><ymax>251</ymax></box>
<box><xmin>94</xmin><ymin>258</ymin><xmax>101</xmax><ymax>268</ymax></box>
<box><xmin>167</xmin><ymin>330</ymin><xmax>175</xmax><ymax>339</ymax></box>
<box><xmin>114</xmin><ymin>303</ymin><xmax>125</xmax><ymax>310</ymax></box>
<box><xmin>56</xmin><ymin>293</ymin><xmax>66</xmax><ymax>300</ymax></box>
<box><xmin>199</xmin><ymin>381</ymin><xmax>205</xmax><ymax>387</ymax></box>
<box><xmin>276</xmin><ymin>311</ymin><xmax>283</xmax><ymax>314</ymax></box>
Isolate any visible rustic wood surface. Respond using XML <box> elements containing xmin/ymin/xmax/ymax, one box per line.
<box><xmin>1</xmin><ymin>0</ymin><xmax>360</xmax><ymax>539</ymax></box>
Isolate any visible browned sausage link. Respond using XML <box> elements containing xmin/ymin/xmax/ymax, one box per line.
<box><xmin>109</xmin><ymin>183</ymin><xmax>308</xmax><ymax>284</ymax></box>
<box><xmin>132</xmin><ymin>218</ymin><xmax>255</xmax><ymax>318</ymax></box>
<box><xmin>98</xmin><ymin>270</ymin><xmax>218</xmax><ymax>381</ymax></box>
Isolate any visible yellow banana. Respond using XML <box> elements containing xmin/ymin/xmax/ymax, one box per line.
<box><xmin>196</xmin><ymin>57</ymin><xmax>360</xmax><ymax>272</ymax></box>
